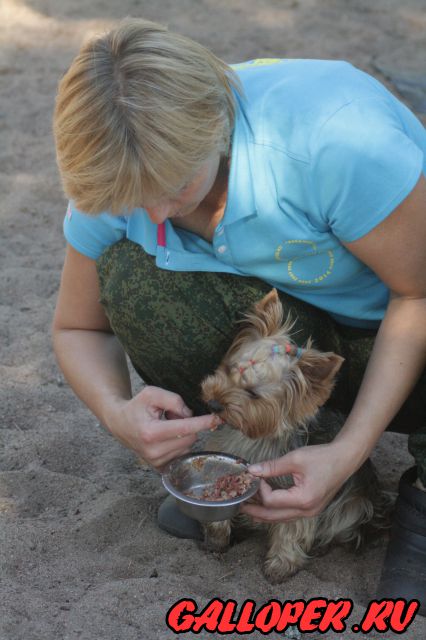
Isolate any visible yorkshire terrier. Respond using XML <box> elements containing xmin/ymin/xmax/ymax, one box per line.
<box><xmin>200</xmin><ymin>289</ymin><xmax>389</xmax><ymax>583</ymax></box>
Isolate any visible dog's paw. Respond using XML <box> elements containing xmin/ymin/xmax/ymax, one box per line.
<box><xmin>198</xmin><ymin>537</ymin><xmax>230</xmax><ymax>554</ymax></box>
<box><xmin>263</xmin><ymin>555</ymin><xmax>302</xmax><ymax>583</ymax></box>
<box><xmin>199</xmin><ymin>520</ymin><xmax>231</xmax><ymax>553</ymax></box>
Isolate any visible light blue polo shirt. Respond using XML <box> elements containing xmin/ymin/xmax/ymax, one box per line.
<box><xmin>64</xmin><ymin>59</ymin><xmax>426</xmax><ymax>328</ymax></box>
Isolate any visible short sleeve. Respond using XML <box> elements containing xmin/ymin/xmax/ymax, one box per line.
<box><xmin>310</xmin><ymin>97</ymin><xmax>424</xmax><ymax>242</ymax></box>
<box><xmin>63</xmin><ymin>201</ymin><xmax>127</xmax><ymax>259</ymax></box>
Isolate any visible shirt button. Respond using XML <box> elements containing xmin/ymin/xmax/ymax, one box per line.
<box><xmin>217</xmin><ymin>244</ymin><xmax>227</xmax><ymax>254</ymax></box>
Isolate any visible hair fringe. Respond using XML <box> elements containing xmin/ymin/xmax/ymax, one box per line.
<box><xmin>53</xmin><ymin>17</ymin><xmax>242</xmax><ymax>214</ymax></box>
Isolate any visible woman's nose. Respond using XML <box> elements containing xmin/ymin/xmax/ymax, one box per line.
<box><xmin>145</xmin><ymin>202</ymin><xmax>174</xmax><ymax>223</ymax></box>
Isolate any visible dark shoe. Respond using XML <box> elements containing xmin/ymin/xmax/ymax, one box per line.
<box><xmin>376</xmin><ymin>466</ymin><xmax>426</xmax><ymax>616</ymax></box>
<box><xmin>158</xmin><ymin>494</ymin><xmax>203</xmax><ymax>540</ymax></box>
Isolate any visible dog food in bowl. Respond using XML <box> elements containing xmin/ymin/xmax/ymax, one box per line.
<box><xmin>162</xmin><ymin>452</ymin><xmax>260</xmax><ymax>522</ymax></box>
<box><xmin>184</xmin><ymin>470</ymin><xmax>255</xmax><ymax>501</ymax></box>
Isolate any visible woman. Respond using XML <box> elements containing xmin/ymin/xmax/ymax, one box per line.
<box><xmin>52</xmin><ymin>18</ymin><xmax>426</xmax><ymax>608</ymax></box>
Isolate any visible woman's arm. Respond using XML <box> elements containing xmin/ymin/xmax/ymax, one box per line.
<box><xmin>335</xmin><ymin>174</ymin><xmax>426</xmax><ymax>461</ymax></box>
<box><xmin>53</xmin><ymin>244</ymin><xmax>220</xmax><ymax>469</ymax></box>
<box><xmin>242</xmin><ymin>175</ymin><xmax>426</xmax><ymax>522</ymax></box>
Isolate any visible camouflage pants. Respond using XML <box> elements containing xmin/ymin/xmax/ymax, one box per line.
<box><xmin>97</xmin><ymin>239</ymin><xmax>426</xmax><ymax>484</ymax></box>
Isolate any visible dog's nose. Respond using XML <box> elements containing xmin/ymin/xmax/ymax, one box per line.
<box><xmin>207</xmin><ymin>399</ymin><xmax>224</xmax><ymax>413</ymax></box>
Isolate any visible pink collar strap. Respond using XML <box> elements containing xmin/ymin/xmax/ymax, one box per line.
<box><xmin>157</xmin><ymin>222</ymin><xmax>166</xmax><ymax>247</ymax></box>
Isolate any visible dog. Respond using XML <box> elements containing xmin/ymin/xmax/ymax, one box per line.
<box><xmin>200</xmin><ymin>289</ymin><xmax>389</xmax><ymax>583</ymax></box>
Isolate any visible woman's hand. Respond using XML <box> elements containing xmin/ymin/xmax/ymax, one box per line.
<box><xmin>105</xmin><ymin>385</ymin><xmax>221</xmax><ymax>470</ymax></box>
<box><xmin>240</xmin><ymin>441</ymin><xmax>357</xmax><ymax>523</ymax></box>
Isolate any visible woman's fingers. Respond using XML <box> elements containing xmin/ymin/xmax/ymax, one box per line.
<box><xmin>142</xmin><ymin>414</ymin><xmax>221</xmax><ymax>469</ymax></box>
<box><xmin>138</xmin><ymin>413</ymin><xmax>220</xmax><ymax>448</ymax></box>
<box><xmin>144</xmin><ymin>435</ymin><xmax>197</xmax><ymax>470</ymax></box>
<box><xmin>136</xmin><ymin>385</ymin><xmax>221</xmax><ymax>438</ymax></box>
<box><xmin>159</xmin><ymin>412</ymin><xmax>222</xmax><ymax>438</ymax></box>
<box><xmin>138</xmin><ymin>385</ymin><xmax>193</xmax><ymax>419</ymax></box>
<box><xmin>240</xmin><ymin>480</ymin><xmax>309</xmax><ymax>522</ymax></box>
<box><xmin>117</xmin><ymin>385</ymin><xmax>223</xmax><ymax>469</ymax></box>
<box><xmin>248</xmin><ymin>453</ymin><xmax>298</xmax><ymax>479</ymax></box>
<box><xmin>243</xmin><ymin>444</ymin><xmax>350</xmax><ymax>523</ymax></box>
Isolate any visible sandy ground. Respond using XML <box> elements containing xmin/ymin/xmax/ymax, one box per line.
<box><xmin>1</xmin><ymin>1</ymin><xmax>425</xmax><ymax>638</ymax></box>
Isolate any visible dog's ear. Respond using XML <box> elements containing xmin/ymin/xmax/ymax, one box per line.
<box><xmin>298</xmin><ymin>350</ymin><xmax>344</xmax><ymax>407</ymax></box>
<box><xmin>249</xmin><ymin>288</ymin><xmax>283</xmax><ymax>337</ymax></box>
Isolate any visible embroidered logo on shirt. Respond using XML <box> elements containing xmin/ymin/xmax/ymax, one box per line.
<box><xmin>274</xmin><ymin>240</ymin><xmax>335</xmax><ymax>285</ymax></box>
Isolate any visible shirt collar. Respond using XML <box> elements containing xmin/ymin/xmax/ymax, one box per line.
<box><xmin>153</xmin><ymin>95</ymin><xmax>257</xmax><ymax>246</ymax></box>
<box><xmin>222</xmin><ymin>95</ymin><xmax>257</xmax><ymax>226</ymax></box>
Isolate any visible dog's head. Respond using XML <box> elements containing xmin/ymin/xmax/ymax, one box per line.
<box><xmin>201</xmin><ymin>289</ymin><xmax>344</xmax><ymax>439</ymax></box>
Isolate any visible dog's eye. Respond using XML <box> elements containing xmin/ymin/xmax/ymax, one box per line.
<box><xmin>246</xmin><ymin>388</ymin><xmax>259</xmax><ymax>399</ymax></box>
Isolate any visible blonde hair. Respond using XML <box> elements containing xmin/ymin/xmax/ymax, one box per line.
<box><xmin>53</xmin><ymin>18</ymin><xmax>241</xmax><ymax>214</ymax></box>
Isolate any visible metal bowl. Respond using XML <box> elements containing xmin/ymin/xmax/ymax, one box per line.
<box><xmin>161</xmin><ymin>451</ymin><xmax>260</xmax><ymax>522</ymax></box>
